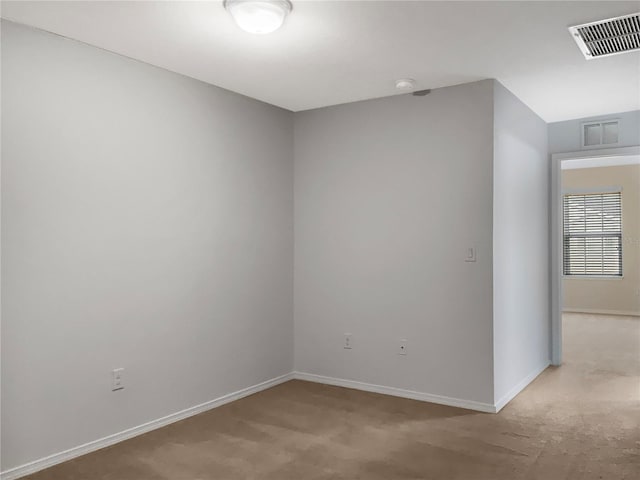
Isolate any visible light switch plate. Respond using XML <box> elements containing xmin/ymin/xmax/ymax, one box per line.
<box><xmin>112</xmin><ymin>368</ymin><xmax>124</xmax><ymax>391</ymax></box>
<box><xmin>465</xmin><ymin>246</ymin><xmax>477</xmax><ymax>262</ymax></box>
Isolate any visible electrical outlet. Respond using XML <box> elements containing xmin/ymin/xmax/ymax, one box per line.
<box><xmin>344</xmin><ymin>333</ymin><xmax>353</xmax><ymax>349</ymax></box>
<box><xmin>112</xmin><ymin>368</ymin><xmax>124</xmax><ymax>391</ymax></box>
<box><xmin>398</xmin><ymin>339</ymin><xmax>408</xmax><ymax>355</ymax></box>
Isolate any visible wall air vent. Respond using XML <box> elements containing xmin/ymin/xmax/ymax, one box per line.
<box><xmin>569</xmin><ymin>12</ymin><xmax>640</xmax><ymax>59</ymax></box>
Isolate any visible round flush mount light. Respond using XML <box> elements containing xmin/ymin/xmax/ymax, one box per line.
<box><xmin>395</xmin><ymin>78</ymin><xmax>416</xmax><ymax>90</ymax></box>
<box><xmin>224</xmin><ymin>0</ymin><xmax>293</xmax><ymax>34</ymax></box>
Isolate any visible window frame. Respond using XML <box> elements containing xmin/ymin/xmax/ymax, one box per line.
<box><xmin>562</xmin><ymin>188</ymin><xmax>623</xmax><ymax>279</ymax></box>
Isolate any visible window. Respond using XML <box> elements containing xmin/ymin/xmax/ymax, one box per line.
<box><xmin>563</xmin><ymin>192</ymin><xmax>622</xmax><ymax>277</ymax></box>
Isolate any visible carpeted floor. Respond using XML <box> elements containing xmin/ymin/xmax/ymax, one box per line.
<box><xmin>24</xmin><ymin>313</ymin><xmax>640</xmax><ymax>479</ymax></box>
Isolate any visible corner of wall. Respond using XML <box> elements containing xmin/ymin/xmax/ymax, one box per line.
<box><xmin>491</xmin><ymin>82</ymin><xmax>550</xmax><ymax>406</ymax></box>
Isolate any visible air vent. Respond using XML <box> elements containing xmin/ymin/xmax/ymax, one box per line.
<box><xmin>581</xmin><ymin>120</ymin><xmax>619</xmax><ymax>148</ymax></box>
<box><xmin>569</xmin><ymin>12</ymin><xmax>640</xmax><ymax>59</ymax></box>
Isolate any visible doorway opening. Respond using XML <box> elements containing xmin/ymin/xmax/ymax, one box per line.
<box><xmin>551</xmin><ymin>146</ymin><xmax>640</xmax><ymax>365</ymax></box>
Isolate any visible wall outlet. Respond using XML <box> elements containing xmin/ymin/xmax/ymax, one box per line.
<box><xmin>344</xmin><ymin>333</ymin><xmax>353</xmax><ymax>349</ymax></box>
<box><xmin>398</xmin><ymin>339</ymin><xmax>408</xmax><ymax>355</ymax></box>
<box><xmin>112</xmin><ymin>368</ymin><xmax>124</xmax><ymax>391</ymax></box>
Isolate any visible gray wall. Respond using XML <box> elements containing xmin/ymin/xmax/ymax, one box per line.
<box><xmin>294</xmin><ymin>80</ymin><xmax>496</xmax><ymax>404</ymax></box>
<box><xmin>2</xmin><ymin>20</ymin><xmax>558</xmax><ymax>472</ymax></box>
<box><xmin>549</xmin><ymin>110</ymin><xmax>640</xmax><ymax>154</ymax></box>
<box><xmin>1</xmin><ymin>21</ymin><xmax>294</xmax><ymax>471</ymax></box>
<box><xmin>492</xmin><ymin>82</ymin><xmax>550</xmax><ymax>404</ymax></box>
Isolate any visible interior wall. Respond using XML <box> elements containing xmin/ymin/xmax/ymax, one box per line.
<box><xmin>2</xmin><ymin>18</ymin><xmax>560</xmax><ymax>472</ymax></box>
<box><xmin>562</xmin><ymin>165</ymin><xmax>640</xmax><ymax>316</ymax></box>
<box><xmin>492</xmin><ymin>82</ymin><xmax>550</xmax><ymax>405</ymax></box>
<box><xmin>294</xmin><ymin>80</ymin><xmax>496</xmax><ymax>405</ymax></box>
<box><xmin>549</xmin><ymin>110</ymin><xmax>640</xmax><ymax>153</ymax></box>
<box><xmin>1</xmin><ymin>20</ymin><xmax>294</xmax><ymax>471</ymax></box>
<box><xmin>548</xmin><ymin>110</ymin><xmax>640</xmax><ymax>363</ymax></box>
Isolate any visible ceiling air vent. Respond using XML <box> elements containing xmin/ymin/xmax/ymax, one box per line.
<box><xmin>569</xmin><ymin>12</ymin><xmax>640</xmax><ymax>59</ymax></box>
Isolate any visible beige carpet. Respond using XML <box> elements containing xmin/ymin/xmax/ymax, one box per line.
<box><xmin>24</xmin><ymin>313</ymin><xmax>640</xmax><ymax>479</ymax></box>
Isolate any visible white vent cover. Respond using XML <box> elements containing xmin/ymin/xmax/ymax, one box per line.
<box><xmin>581</xmin><ymin>120</ymin><xmax>619</xmax><ymax>148</ymax></box>
<box><xmin>569</xmin><ymin>12</ymin><xmax>640</xmax><ymax>59</ymax></box>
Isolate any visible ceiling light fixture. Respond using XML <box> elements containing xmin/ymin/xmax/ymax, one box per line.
<box><xmin>224</xmin><ymin>0</ymin><xmax>293</xmax><ymax>35</ymax></box>
<box><xmin>395</xmin><ymin>78</ymin><xmax>416</xmax><ymax>90</ymax></box>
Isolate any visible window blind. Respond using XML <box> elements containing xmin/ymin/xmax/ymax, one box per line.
<box><xmin>563</xmin><ymin>192</ymin><xmax>622</xmax><ymax>276</ymax></box>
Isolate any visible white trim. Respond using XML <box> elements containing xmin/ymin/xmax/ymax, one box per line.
<box><xmin>561</xmin><ymin>155</ymin><xmax>639</xmax><ymax>170</ymax></box>
<box><xmin>551</xmin><ymin>151</ymin><xmax>564</xmax><ymax>365</ymax></box>
<box><xmin>551</xmin><ymin>145</ymin><xmax>640</xmax><ymax>366</ymax></box>
<box><xmin>493</xmin><ymin>363</ymin><xmax>550</xmax><ymax>413</ymax></box>
<box><xmin>562</xmin><ymin>186</ymin><xmax>622</xmax><ymax>195</ymax></box>
<box><xmin>0</xmin><ymin>373</ymin><xmax>294</xmax><ymax>480</ymax></box>
<box><xmin>553</xmin><ymin>146</ymin><xmax>640</xmax><ymax>161</ymax></box>
<box><xmin>293</xmin><ymin>372</ymin><xmax>497</xmax><ymax>413</ymax></box>
<box><xmin>563</xmin><ymin>308</ymin><xmax>640</xmax><ymax>317</ymax></box>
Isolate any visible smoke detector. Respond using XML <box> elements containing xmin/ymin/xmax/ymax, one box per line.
<box><xmin>569</xmin><ymin>12</ymin><xmax>639</xmax><ymax>59</ymax></box>
<box><xmin>395</xmin><ymin>78</ymin><xmax>416</xmax><ymax>90</ymax></box>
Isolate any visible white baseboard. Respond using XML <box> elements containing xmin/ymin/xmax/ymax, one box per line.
<box><xmin>563</xmin><ymin>308</ymin><xmax>640</xmax><ymax>317</ymax></box>
<box><xmin>293</xmin><ymin>372</ymin><xmax>497</xmax><ymax>413</ymax></box>
<box><xmin>0</xmin><ymin>373</ymin><xmax>294</xmax><ymax>480</ymax></box>
<box><xmin>3</xmin><ymin>368</ymin><xmax>552</xmax><ymax>479</ymax></box>
<box><xmin>493</xmin><ymin>362</ymin><xmax>549</xmax><ymax>413</ymax></box>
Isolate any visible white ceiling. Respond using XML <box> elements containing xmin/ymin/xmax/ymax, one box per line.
<box><xmin>2</xmin><ymin>0</ymin><xmax>639</xmax><ymax>122</ymax></box>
